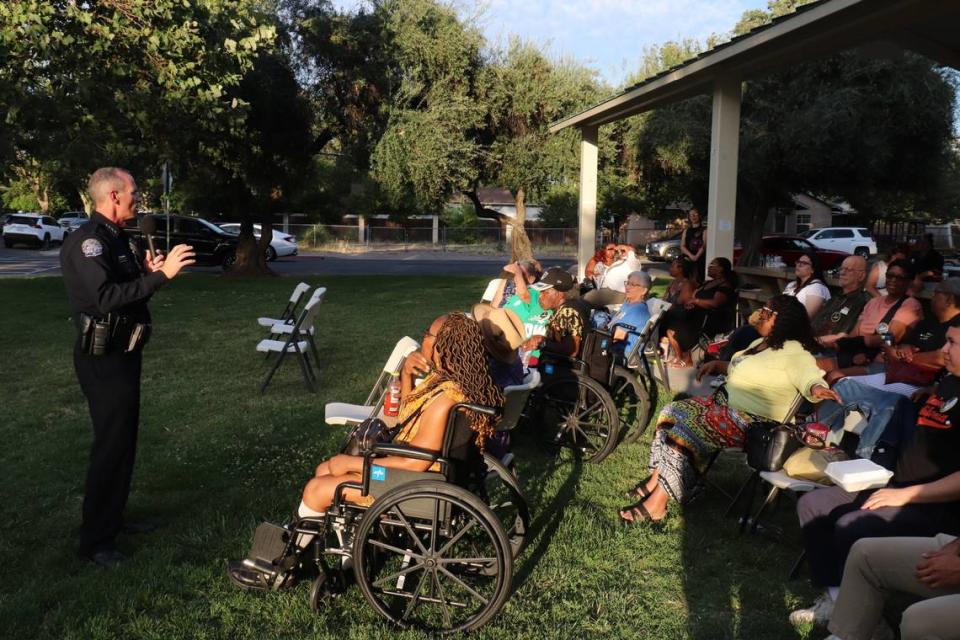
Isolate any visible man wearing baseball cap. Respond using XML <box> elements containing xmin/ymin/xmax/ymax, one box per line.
<box><xmin>529</xmin><ymin>267</ymin><xmax>584</xmax><ymax>358</ymax></box>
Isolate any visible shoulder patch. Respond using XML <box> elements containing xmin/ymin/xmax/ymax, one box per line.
<box><xmin>81</xmin><ymin>238</ymin><xmax>104</xmax><ymax>257</ymax></box>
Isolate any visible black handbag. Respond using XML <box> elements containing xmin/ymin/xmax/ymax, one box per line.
<box><xmin>580</xmin><ymin>329</ymin><xmax>614</xmax><ymax>383</ymax></box>
<box><xmin>343</xmin><ymin>417</ymin><xmax>394</xmax><ymax>456</ymax></box>
<box><xmin>745</xmin><ymin>422</ymin><xmax>803</xmax><ymax>472</ymax></box>
<box><xmin>342</xmin><ymin>389</ymin><xmax>441</xmax><ymax>456</ymax></box>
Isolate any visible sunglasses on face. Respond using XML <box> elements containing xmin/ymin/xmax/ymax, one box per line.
<box><xmin>761</xmin><ymin>306</ymin><xmax>777</xmax><ymax>316</ymax></box>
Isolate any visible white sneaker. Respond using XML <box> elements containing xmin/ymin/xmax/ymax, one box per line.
<box><xmin>788</xmin><ymin>592</ymin><xmax>834</xmax><ymax>627</ymax></box>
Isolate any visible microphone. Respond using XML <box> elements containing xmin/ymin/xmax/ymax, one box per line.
<box><xmin>139</xmin><ymin>216</ymin><xmax>158</xmax><ymax>258</ymax></box>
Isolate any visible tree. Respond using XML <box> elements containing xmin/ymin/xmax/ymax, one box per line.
<box><xmin>0</xmin><ymin>0</ymin><xmax>277</xmax><ymax>260</ymax></box>
<box><xmin>471</xmin><ymin>41</ymin><xmax>603</xmax><ymax>260</ymax></box>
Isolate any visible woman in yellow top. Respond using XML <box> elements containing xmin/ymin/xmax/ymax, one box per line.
<box><xmin>620</xmin><ymin>295</ymin><xmax>841</xmax><ymax>523</ymax></box>
<box><xmin>302</xmin><ymin>312</ymin><xmax>503</xmax><ymax>514</ymax></box>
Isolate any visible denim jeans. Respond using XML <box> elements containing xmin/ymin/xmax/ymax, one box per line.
<box><xmin>815</xmin><ymin>377</ymin><xmax>916</xmax><ymax>459</ymax></box>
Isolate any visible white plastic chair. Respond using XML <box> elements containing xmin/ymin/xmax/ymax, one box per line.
<box><xmin>256</xmin><ymin>294</ymin><xmax>324</xmax><ymax>393</ymax></box>
<box><xmin>269</xmin><ymin>287</ymin><xmax>325</xmax><ymax>363</ymax></box>
<box><xmin>481</xmin><ymin>278</ymin><xmax>505</xmax><ymax>304</ymax></box>
<box><xmin>257</xmin><ymin>282</ymin><xmax>311</xmax><ymax>328</ymax></box>
<box><xmin>324</xmin><ymin>336</ymin><xmax>420</xmax><ymax>426</ymax></box>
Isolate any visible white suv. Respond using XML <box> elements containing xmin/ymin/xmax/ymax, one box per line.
<box><xmin>802</xmin><ymin>227</ymin><xmax>877</xmax><ymax>257</ymax></box>
<box><xmin>3</xmin><ymin>213</ymin><xmax>66</xmax><ymax>249</ymax></box>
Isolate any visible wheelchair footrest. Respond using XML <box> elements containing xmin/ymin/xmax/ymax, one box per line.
<box><xmin>247</xmin><ymin>522</ymin><xmax>292</xmax><ymax>570</ymax></box>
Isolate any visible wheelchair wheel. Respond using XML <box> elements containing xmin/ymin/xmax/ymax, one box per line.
<box><xmin>611</xmin><ymin>366</ymin><xmax>653</xmax><ymax>445</ymax></box>
<box><xmin>538</xmin><ymin>372</ymin><xmax>619</xmax><ymax>463</ymax></box>
<box><xmin>480</xmin><ymin>452</ymin><xmax>529</xmax><ymax>558</ymax></box>
<box><xmin>353</xmin><ymin>480</ymin><xmax>513</xmax><ymax>634</ymax></box>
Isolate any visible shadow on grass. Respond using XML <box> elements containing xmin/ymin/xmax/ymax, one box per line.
<box><xmin>680</xmin><ymin>453</ymin><xmax>812</xmax><ymax>640</ymax></box>
<box><xmin>508</xmin><ymin>437</ymin><xmax>585</xmax><ymax>592</ymax></box>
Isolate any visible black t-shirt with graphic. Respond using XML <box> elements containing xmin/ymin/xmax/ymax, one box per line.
<box><xmin>895</xmin><ymin>374</ymin><xmax>960</xmax><ymax>487</ymax></box>
<box><xmin>902</xmin><ymin>314</ymin><xmax>960</xmax><ymax>352</ymax></box>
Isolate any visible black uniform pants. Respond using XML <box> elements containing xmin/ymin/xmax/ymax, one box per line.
<box><xmin>74</xmin><ymin>345</ymin><xmax>143</xmax><ymax>555</ymax></box>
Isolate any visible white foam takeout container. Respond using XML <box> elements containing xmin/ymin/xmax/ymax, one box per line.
<box><xmin>825</xmin><ymin>459</ymin><xmax>894</xmax><ymax>492</ymax></box>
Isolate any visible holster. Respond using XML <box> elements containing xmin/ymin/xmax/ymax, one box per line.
<box><xmin>77</xmin><ymin>313</ymin><xmax>151</xmax><ymax>355</ymax></box>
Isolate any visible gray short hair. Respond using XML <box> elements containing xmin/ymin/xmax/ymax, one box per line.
<box><xmin>88</xmin><ymin>167</ymin><xmax>131</xmax><ymax>202</ymax></box>
<box><xmin>628</xmin><ymin>270</ymin><xmax>652</xmax><ymax>288</ymax></box>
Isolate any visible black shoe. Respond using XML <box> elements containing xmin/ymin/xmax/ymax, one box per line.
<box><xmin>121</xmin><ymin>521</ymin><xmax>160</xmax><ymax>535</ymax></box>
<box><xmin>84</xmin><ymin>549</ymin><xmax>125</xmax><ymax>568</ymax></box>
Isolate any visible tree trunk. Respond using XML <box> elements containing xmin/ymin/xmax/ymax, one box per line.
<box><xmin>223</xmin><ymin>212</ymin><xmax>274</xmax><ymax>278</ymax></box>
<box><xmin>510</xmin><ymin>188</ymin><xmax>533</xmax><ymax>261</ymax></box>
<box><xmin>79</xmin><ymin>190</ymin><xmax>93</xmax><ymax>214</ymax></box>
<box><xmin>735</xmin><ymin>194</ymin><xmax>769</xmax><ymax>266</ymax></box>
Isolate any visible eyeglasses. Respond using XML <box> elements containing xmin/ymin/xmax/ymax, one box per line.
<box><xmin>624</xmin><ymin>281</ymin><xmax>643</xmax><ymax>288</ymax></box>
<box><xmin>422</xmin><ymin>330</ymin><xmax>437</xmax><ymax>341</ymax></box>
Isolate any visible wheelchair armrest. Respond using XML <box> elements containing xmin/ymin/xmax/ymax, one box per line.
<box><xmin>370</xmin><ymin>442</ymin><xmax>442</xmax><ymax>462</ymax></box>
<box><xmin>455</xmin><ymin>402</ymin><xmax>499</xmax><ymax>417</ymax></box>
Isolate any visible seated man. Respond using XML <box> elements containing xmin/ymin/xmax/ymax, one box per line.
<box><xmin>583</xmin><ymin>243</ymin><xmax>643</xmax><ymax>308</ymax></box>
<box><xmin>527</xmin><ymin>267</ymin><xmax>582</xmax><ymax>359</ymax></box>
<box><xmin>811</xmin><ymin>255</ymin><xmax>871</xmax><ymax>338</ymax></box>
<box><xmin>818</xmin><ymin>259</ymin><xmax>922</xmax><ymax>370</ymax></box>
<box><xmin>789</xmin><ymin>325</ymin><xmax>960</xmax><ymax>629</ymax></box>
<box><xmin>607</xmin><ymin>270</ymin><xmax>651</xmax><ymax>357</ymax></box>
<box><xmin>825</xmin><ymin>533</ymin><xmax>960</xmax><ymax>640</ymax></box>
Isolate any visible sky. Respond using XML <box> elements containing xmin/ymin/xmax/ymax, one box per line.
<box><xmin>330</xmin><ymin>0</ymin><xmax>772</xmax><ymax>86</ymax></box>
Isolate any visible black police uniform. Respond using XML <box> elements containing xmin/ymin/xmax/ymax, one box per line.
<box><xmin>60</xmin><ymin>211</ymin><xmax>168</xmax><ymax>556</ymax></box>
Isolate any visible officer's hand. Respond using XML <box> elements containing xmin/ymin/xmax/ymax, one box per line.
<box><xmin>145</xmin><ymin>250</ymin><xmax>165</xmax><ymax>273</ymax></box>
<box><xmin>159</xmin><ymin>244</ymin><xmax>196</xmax><ymax>280</ymax></box>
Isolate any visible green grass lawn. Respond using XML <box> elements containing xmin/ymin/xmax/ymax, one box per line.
<box><xmin>0</xmin><ymin>274</ymin><xmax>819</xmax><ymax>639</ymax></box>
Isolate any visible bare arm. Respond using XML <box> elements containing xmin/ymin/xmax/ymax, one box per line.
<box><xmin>865</xmin><ymin>263</ymin><xmax>883</xmax><ymax>298</ymax></box>
<box><xmin>378</xmin><ymin>395</ymin><xmax>457</xmax><ymax>472</ymax></box>
<box><xmin>863</xmin><ymin>470</ymin><xmax>960</xmax><ymax>510</ymax></box>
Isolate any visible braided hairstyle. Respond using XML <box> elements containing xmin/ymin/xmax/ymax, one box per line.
<box><xmin>766</xmin><ymin>294</ymin><xmax>819</xmax><ymax>353</ymax></box>
<box><xmin>406</xmin><ymin>312</ymin><xmax>504</xmax><ymax>448</ymax></box>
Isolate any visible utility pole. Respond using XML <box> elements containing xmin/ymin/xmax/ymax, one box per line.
<box><xmin>161</xmin><ymin>162</ymin><xmax>173</xmax><ymax>252</ymax></box>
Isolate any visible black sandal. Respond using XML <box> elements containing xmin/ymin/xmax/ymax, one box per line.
<box><xmin>618</xmin><ymin>501</ymin><xmax>667</xmax><ymax>525</ymax></box>
<box><xmin>625</xmin><ymin>476</ymin><xmax>653</xmax><ymax>500</ymax></box>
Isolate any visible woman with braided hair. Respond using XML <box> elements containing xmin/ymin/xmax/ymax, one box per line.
<box><xmin>228</xmin><ymin>313</ymin><xmax>503</xmax><ymax>590</ymax></box>
<box><xmin>302</xmin><ymin>313</ymin><xmax>501</xmax><ymax>514</ymax></box>
<box><xmin>620</xmin><ymin>295</ymin><xmax>840</xmax><ymax>524</ymax></box>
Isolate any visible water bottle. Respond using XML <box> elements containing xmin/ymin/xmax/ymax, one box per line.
<box><xmin>384</xmin><ymin>373</ymin><xmax>401</xmax><ymax>417</ymax></box>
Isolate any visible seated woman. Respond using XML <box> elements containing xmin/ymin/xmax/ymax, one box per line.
<box><xmin>663</xmin><ymin>257</ymin><xmax>698</xmax><ymax>305</ymax></box>
<box><xmin>866</xmin><ymin>243</ymin><xmax>909</xmax><ymax>298</ymax></box>
<box><xmin>620</xmin><ymin>295</ymin><xmax>840</xmax><ymax>524</ymax></box>
<box><xmin>228</xmin><ymin>313</ymin><xmax>503</xmax><ymax>588</ymax></box>
<box><xmin>584</xmin><ymin>243</ymin><xmax>617</xmax><ymax>290</ymax></box>
<box><xmin>608</xmin><ymin>270</ymin><xmax>651</xmax><ymax>357</ymax></box>
<box><xmin>658</xmin><ymin>257</ymin><xmax>738</xmax><ymax>368</ymax></box>
<box><xmin>819</xmin><ymin>259</ymin><xmax>923</xmax><ymax>375</ymax></box>
<box><xmin>785</xmin><ymin>252</ymin><xmax>831</xmax><ymax>318</ymax></box>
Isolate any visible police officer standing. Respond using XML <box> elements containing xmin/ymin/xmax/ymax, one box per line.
<box><xmin>61</xmin><ymin>167</ymin><xmax>195</xmax><ymax>567</ymax></box>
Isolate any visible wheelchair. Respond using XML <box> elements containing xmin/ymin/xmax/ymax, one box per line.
<box><xmin>231</xmin><ymin>400</ymin><xmax>530</xmax><ymax>634</ymax></box>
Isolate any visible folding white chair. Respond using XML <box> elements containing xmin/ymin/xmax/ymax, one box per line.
<box><xmin>268</xmin><ymin>287</ymin><xmax>326</xmax><ymax>363</ymax></box>
<box><xmin>257</xmin><ymin>282</ymin><xmax>311</xmax><ymax>328</ymax></box>
<box><xmin>481</xmin><ymin>278</ymin><xmax>506</xmax><ymax>304</ymax></box>
<box><xmin>324</xmin><ymin>336</ymin><xmax>420</xmax><ymax>426</ymax></box>
<box><xmin>256</xmin><ymin>295</ymin><xmax>324</xmax><ymax>393</ymax></box>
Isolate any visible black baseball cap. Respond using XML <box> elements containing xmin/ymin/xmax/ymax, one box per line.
<box><xmin>532</xmin><ymin>267</ymin><xmax>575</xmax><ymax>293</ymax></box>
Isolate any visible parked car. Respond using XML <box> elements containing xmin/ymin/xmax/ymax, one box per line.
<box><xmin>126</xmin><ymin>214</ymin><xmax>239</xmax><ymax>269</ymax></box>
<box><xmin>734</xmin><ymin>235</ymin><xmax>849</xmax><ymax>269</ymax></box>
<box><xmin>645</xmin><ymin>232</ymin><xmax>682</xmax><ymax>261</ymax></box>
<box><xmin>218</xmin><ymin>223</ymin><xmax>298</xmax><ymax>261</ymax></box>
<box><xmin>801</xmin><ymin>226</ymin><xmax>877</xmax><ymax>257</ymax></box>
<box><xmin>58</xmin><ymin>211</ymin><xmax>89</xmax><ymax>234</ymax></box>
<box><xmin>3</xmin><ymin>213</ymin><xmax>65</xmax><ymax>249</ymax></box>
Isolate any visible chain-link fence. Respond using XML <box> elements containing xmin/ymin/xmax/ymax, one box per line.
<box><xmin>279</xmin><ymin>224</ymin><xmax>578</xmax><ymax>254</ymax></box>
